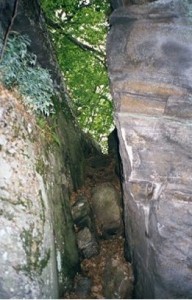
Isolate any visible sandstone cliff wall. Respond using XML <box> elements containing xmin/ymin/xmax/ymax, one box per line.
<box><xmin>107</xmin><ymin>0</ymin><xmax>192</xmax><ymax>297</ymax></box>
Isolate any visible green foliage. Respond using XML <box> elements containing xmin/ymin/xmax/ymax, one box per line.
<box><xmin>0</xmin><ymin>34</ymin><xmax>54</xmax><ymax>116</ymax></box>
<box><xmin>41</xmin><ymin>0</ymin><xmax>114</xmax><ymax>151</ymax></box>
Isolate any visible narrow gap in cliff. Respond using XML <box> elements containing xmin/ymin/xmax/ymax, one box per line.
<box><xmin>63</xmin><ymin>129</ymin><xmax>134</xmax><ymax>299</ymax></box>
<box><xmin>56</xmin><ymin>1</ymin><xmax>140</xmax><ymax>297</ymax></box>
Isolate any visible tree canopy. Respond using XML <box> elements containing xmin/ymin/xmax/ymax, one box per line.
<box><xmin>40</xmin><ymin>0</ymin><xmax>114</xmax><ymax>151</ymax></box>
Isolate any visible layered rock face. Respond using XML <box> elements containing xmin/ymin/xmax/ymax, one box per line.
<box><xmin>107</xmin><ymin>0</ymin><xmax>192</xmax><ymax>298</ymax></box>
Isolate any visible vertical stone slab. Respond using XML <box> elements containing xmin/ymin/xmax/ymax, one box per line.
<box><xmin>107</xmin><ymin>0</ymin><xmax>192</xmax><ymax>298</ymax></box>
<box><xmin>0</xmin><ymin>90</ymin><xmax>58</xmax><ymax>298</ymax></box>
<box><xmin>0</xmin><ymin>0</ymin><xmax>87</xmax><ymax>297</ymax></box>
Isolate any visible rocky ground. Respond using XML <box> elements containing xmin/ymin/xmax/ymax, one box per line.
<box><xmin>63</xmin><ymin>149</ymin><xmax>134</xmax><ymax>299</ymax></box>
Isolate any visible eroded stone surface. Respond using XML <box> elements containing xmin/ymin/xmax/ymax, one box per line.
<box><xmin>107</xmin><ymin>0</ymin><xmax>192</xmax><ymax>298</ymax></box>
<box><xmin>0</xmin><ymin>89</ymin><xmax>57</xmax><ymax>298</ymax></box>
<box><xmin>0</xmin><ymin>87</ymin><xmax>82</xmax><ymax>298</ymax></box>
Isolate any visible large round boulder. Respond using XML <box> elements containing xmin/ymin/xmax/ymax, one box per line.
<box><xmin>91</xmin><ymin>183</ymin><xmax>123</xmax><ymax>238</ymax></box>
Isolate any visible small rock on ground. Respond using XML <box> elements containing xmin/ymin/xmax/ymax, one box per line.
<box><xmin>103</xmin><ymin>257</ymin><xmax>134</xmax><ymax>299</ymax></box>
<box><xmin>71</xmin><ymin>195</ymin><xmax>93</xmax><ymax>230</ymax></box>
<box><xmin>73</xmin><ymin>274</ymin><xmax>92</xmax><ymax>299</ymax></box>
<box><xmin>77</xmin><ymin>227</ymin><xmax>99</xmax><ymax>259</ymax></box>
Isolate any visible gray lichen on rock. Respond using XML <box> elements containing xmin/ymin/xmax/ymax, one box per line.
<box><xmin>19</xmin><ymin>225</ymin><xmax>51</xmax><ymax>276</ymax></box>
<box><xmin>0</xmin><ymin>86</ymin><xmax>83</xmax><ymax>298</ymax></box>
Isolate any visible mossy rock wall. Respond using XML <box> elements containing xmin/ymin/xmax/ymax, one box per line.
<box><xmin>0</xmin><ymin>87</ymin><xmax>87</xmax><ymax>298</ymax></box>
<box><xmin>0</xmin><ymin>0</ymin><xmax>99</xmax><ymax>298</ymax></box>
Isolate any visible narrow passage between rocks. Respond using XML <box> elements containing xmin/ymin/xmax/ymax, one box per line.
<box><xmin>63</xmin><ymin>141</ymin><xmax>134</xmax><ymax>299</ymax></box>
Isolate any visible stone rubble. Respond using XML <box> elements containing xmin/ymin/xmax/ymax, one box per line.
<box><xmin>66</xmin><ymin>147</ymin><xmax>134</xmax><ymax>299</ymax></box>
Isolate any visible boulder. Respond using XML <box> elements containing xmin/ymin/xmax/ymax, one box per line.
<box><xmin>71</xmin><ymin>195</ymin><xmax>93</xmax><ymax>231</ymax></box>
<box><xmin>73</xmin><ymin>274</ymin><xmax>92</xmax><ymax>299</ymax></box>
<box><xmin>87</xmin><ymin>154</ymin><xmax>111</xmax><ymax>169</ymax></box>
<box><xmin>72</xmin><ymin>196</ymin><xmax>100</xmax><ymax>259</ymax></box>
<box><xmin>91</xmin><ymin>183</ymin><xmax>123</xmax><ymax>238</ymax></box>
<box><xmin>103</xmin><ymin>257</ymin><xmax>134</xmax><ymax>299</ymax></box>
<box><xmin>107</xmin><ymin>0</ymin><xmax>192</xmax><ymax>298</ymax></box>
<box><xmin>110</xmin><ymin>0</ymin><xmax>124</xmax><ymax>10</ymax></box>
<box><xmin>77</xmin><ymin>227</ymin><xmax>99</xmax><ymax>259</ymax></box>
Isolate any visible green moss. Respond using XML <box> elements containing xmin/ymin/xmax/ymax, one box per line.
<box><xmin>19</xmin><ymin>226</ymin><xmax>50</xmax><ymax>277</ymax></box>
<box><xmin>0</xmin><ymin>209</ymin><xmax>14</xmax><ymax>221</ymax></box>
<box><xmin>1</xmin><ymin>195</ymin><xmax>32</xmax><ymax>208</ymax></box>
<box><xmin>17</xmin><ymin>197</ymin><xmax>32</xmax><ymax>208</ymax></box>
<box><xmin>39</xmin><ymin>190</ymin><xmax>46</xmax><ymax>224</ymax></box>
<box><xmin>54</xmin><ymin>197</ymin><xmax>80</xmax><ymax>294</ymax></box>
<box><xmin>39</xmin><ymin>249</ymin><xmax>51</xmax><ymax>271</ymax></box>
<box><xmin>13</xmin><ymin>125</ymin><xmax>21</xmax><ymax>138</ymax></box>
<box><xmin>36</xmin><ymin>158</ymin><xmax>46</xmax><ymax>176</ymax></box>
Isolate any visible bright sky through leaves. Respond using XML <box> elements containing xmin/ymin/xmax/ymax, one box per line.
<box><xmin>41</xmin><ymin>0</ymin><xmax>114</xmax><ymax>152</ymax></box>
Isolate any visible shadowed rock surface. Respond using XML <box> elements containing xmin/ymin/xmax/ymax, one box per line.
<box><xmin>91</xmin><ymin>183</ymin><xmax>123</xmax><ymax>238</ymax></box>
<box><xmin>71</xmin><ymin>195</ymin><xmax>93</xmax><ymax>231</ymax></box>
<box><xmin>73</xmin><ymin>275</ymin><xmax>92</xmax><ymax>299</ymax></box>
<box><xmin>103</xmin><ymin>257</ymin><xmax>134</xmax><ymax>299</ymax></box>
<box><xmin>107</xmin><ymin>0</ymin><xmax>192</xmax><ymax>298</ymax></box>
<box><xmin>77</xmin><ymin>227</ymin><xmax>99</xmax><ymax>259</ymax></box>
<box><xmin>64</xmin><ymin>149</ymin><xmax>134</xmax><ymax>299</ymax></box>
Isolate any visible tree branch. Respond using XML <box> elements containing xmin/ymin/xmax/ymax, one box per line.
<box><xmin>64</xmin><ymin>33</ymin><xmax>104</xmax><ymax>58</ymax></box>
<box><xmin>0</xmin><ymin>0</ymin><xmax>19</xmax><ymax>61</ymax></box>
<box><xmin>64</xmin><ymin>32</ymin><xmax>106</xmax><ymax>67</ymax></box>
<box><xmin>45</xmin><ymin>17</ymin><xmax>106</xmax><ymax>67</ymax></box>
